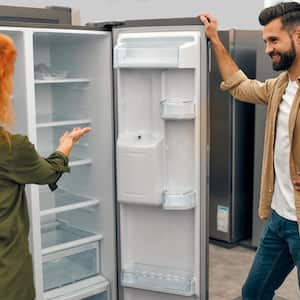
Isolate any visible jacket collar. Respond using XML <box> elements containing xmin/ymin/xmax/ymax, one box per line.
<box><xmin>280</xmin><ymin>71</ymin><xmax>300</xmax><ymax>87</ymax></box>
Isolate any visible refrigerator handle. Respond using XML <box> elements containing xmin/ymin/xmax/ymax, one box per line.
<box><xmin>208</xmin><ymin>40</ymin><xmax>212</xmax><ymax>73</ymax></box>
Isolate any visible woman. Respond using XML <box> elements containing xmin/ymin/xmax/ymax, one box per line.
<box><xmin>0</xmin><ymin>34</ymin><xmax>91</xmax><ymax>299</ymax></box>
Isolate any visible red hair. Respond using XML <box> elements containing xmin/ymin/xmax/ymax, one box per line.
<box><xmin>0</xmin><ymin>34</ymin><xmax>16</xmax><ymax>146</ymax></box>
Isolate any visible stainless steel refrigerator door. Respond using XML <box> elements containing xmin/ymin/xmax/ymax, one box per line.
<box><xmin>112</xmin><ymin>22</ymin><xmax>209</xmax><ymax>300</ymax></box>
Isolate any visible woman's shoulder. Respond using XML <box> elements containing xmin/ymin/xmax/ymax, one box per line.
<box><xmin>10</xmin><ymin>134</ymin><xmax>32</xmax><ymax>149</ymax></box>
<box><xmin>10</xmin><ymin>134</ymin><xmax>37</xmax><ymax>159</ymax></box>
<box><xmin>11</xmin><ymin>134</ymin><xmax>29</xmax><ymax>143</ymax></box>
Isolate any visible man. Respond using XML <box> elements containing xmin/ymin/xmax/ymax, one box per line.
<box><xmin>200</xmin><ymin>2</ymin><xmax>300</xmax><ymax>299</ymax></box>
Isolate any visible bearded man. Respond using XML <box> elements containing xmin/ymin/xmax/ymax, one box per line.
<box><xmin>200</xmin><ymin>2</ymin><xmax>300</xmax><ymax>299</ymax></box>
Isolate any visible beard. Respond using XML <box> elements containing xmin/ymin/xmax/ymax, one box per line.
<box><xmin>270</xmin><ymin>41</ymin><xmax>296</xmax><ymax>71</ymax></box>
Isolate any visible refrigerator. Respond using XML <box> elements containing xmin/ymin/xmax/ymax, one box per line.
<box><xmin>209</xmin><ymin>30</ymin><xmax>259</xmax><ymax>245</ymax></box>
<box><xmin>5</xmin><ymin>18</ymin><xmax>209</xmax><ymax>300</ymax></box>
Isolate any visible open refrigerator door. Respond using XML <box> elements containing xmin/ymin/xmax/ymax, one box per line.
<box><xmin>6</xmin><ymin>26</ymin><xmax>117</xmax><ymax>300</ymax></box>
<box><xmin>113</xmin><ymin>23</ymin><xmax>209</xmax><ymax>300</ymax></box>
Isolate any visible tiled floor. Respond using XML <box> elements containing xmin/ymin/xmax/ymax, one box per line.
<box><xmin>209</xmin><ymin>244</ymin><xmax>299</xmax><ymax>300</ymax></box>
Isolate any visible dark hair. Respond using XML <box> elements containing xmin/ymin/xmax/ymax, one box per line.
<box><xmin>259</xmin><ymin>1</ymin><xmax>300</xmax><ymax>30</ymax></box>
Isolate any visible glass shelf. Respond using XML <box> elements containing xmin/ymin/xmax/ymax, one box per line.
<box><xmin>162</xmin><ymin>191</ymin><xmax>196</xmax><ymax>210</ymax></box>
<box><xmin>41</xmin><ymin>220</ymin><xmax>102</xmax><ymax>255</ymax></box>
<box><xmin>39</xmin><ymin>144</ymin><xmax>92</xmax><ymax>167</ymax></box>
<box><xmin>160</xmin><ymin>100</ymin><xmax>195</xmax><ymax>120</ymax></box>
<box><xmin>69</xmin><ymin>159</ymin><xmax>92</xmax><ymax>167</ymax></box>
<box><xmin>121</xmin><ymin>263</ymin><xmax>195</xmax><ymax>296</ymax></box>
<box><xmin>35</xmin><ymin>78</ymin><xmax>90</xmax><ymax>84</ymax></box>
<box><xmin>36</xmin><ymin>113</ymin><xmax>91</xmax><ymax>128</ymax></box>
<box><xmin>43</xmin><ymin>242</ymin><xmax>99</xmax><ymax>292</ymax></box>
<box><xmin>40</xmin><ymin>188</ymin><xmax>100</xmax><ymax>216</ymax></box>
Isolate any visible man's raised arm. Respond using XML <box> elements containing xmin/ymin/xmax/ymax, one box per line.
<box><xmin>199</xmin><ymin>13</ymin><xmax>239</xmax><ymax>81</ymax></box>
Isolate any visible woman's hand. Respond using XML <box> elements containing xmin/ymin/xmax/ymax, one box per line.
<box><xmin>56</xmin><ymin>127</ymin><xmax>91</xmax><ymax>157</ymax></box>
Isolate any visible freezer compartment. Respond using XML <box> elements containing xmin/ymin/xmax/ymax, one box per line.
<box><xmin>33</xmin><ymin>32</ymin><xmax>105</xmax><ymax>80</ymax></box>
<box><xmin>39</xmin><ymin>187</ymin><xmax>100</xmax><ymax>216</ymax></box>
<box><xmin>43</xmin><ymin>242</ymin><xmax>100</xmax><ymax>291</ymax></box>
<box><xmin>117</xmin><ymin>134</ymin><xmax>164</xmax><ymax>206</ymax></box>
<box><xmin>121</xmin><ymin>263</ymin><xmax>195</xmax><ymax>296</ymax></box>
<box><xmin>41</xmin><ymin>207</ymin><xmax>102</xmax><ymax>253</ymax></box>
<box><xmin>114</xmin><ymin>32</ymin><xmax>200</xmax><ymax>68</ymax></box>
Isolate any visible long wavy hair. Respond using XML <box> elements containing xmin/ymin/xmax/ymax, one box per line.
<box><xmin>0</xmin><ymin>34</ymin><xmax>16</xmax><ymax>146</ymax></box>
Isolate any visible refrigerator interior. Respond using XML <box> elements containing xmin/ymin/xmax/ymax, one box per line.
<box><xmin>114</xmin><ymin>28</ymin><xmax>207</xmax><ymax>300</ymax></box>
<box><xmin>6</xmin><ymin>27</ymin><xmax>117</xmax><ymax>300</ymax></box>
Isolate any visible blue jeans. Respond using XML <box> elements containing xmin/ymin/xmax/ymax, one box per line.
<box><xmin>242</xmin><ymin>210</ymin><xmax>300</xmax><ymax>299</ymax></box>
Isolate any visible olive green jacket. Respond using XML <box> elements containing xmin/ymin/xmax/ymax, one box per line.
<box><xmin>0</xmin><ymin>134</ymin><xmax>69</xmax><ymax>300</ymax></box>
<box><xmin>221</xmin><ymin>70</ymin><xmax>300</xmax><ymax>225</ymax></box>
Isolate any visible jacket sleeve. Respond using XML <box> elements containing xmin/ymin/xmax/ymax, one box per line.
<box><xmin>8</xmin><ymin>135</ymin><xmax>70</xmax><ymax>190</ymax></box>
<box><xmin>220</xmin><ymin>70</ymin><xmax>274</xmax><ymax>105</ymax></box>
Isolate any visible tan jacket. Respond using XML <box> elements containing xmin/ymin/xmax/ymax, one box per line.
<box><xmin>220</xmin><ymin>70</ymin><xmax>300</xmax><ymax>225</ymax></box>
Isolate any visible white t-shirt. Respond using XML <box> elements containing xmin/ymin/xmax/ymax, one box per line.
<box><xmin>271</xmin><ymin>80</ymin><xmax>298</xmax><ymax>221</ymax></box>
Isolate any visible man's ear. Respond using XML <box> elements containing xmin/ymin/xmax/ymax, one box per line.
<box><xmin>294</xmin><ymin>26</ymin><xmax>300</xmax><ymax>44</ymax></box>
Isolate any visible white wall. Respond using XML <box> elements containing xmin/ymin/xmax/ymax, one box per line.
<box><xmin>0</xmin><ymin>0</ymin><xmax>265</xmax><ymax>29</ymax></box>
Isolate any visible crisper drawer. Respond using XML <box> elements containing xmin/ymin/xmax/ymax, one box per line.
<box><xmin>43</xmin><ymin>242</ymin><xmax>100</xmax><ymax>291</ymax></box>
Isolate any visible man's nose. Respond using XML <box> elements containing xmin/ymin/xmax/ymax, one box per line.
<box><xmin>265</xmin><ymin>43</ymin><xmax>273</xmax><ymax>55</ymax></box>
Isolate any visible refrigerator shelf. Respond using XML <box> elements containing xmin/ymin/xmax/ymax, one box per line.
<box><xmin>162</xmin><ymin>191</ymin><xmax>196</xmax><ymax>210</ymax></box>
<box><xmin>45</xmin><ymin>280</ymin><xmax>109</xmax><ymax>300</ymax></box>
<box><xmin>39</xmin><ymin>144</ymin><xmax>92</xmax><ymax>167</ymax></box>
<box><xmin>121</xmin><ymin>263</ymin><xmax>195</xmax><ymax>296</ymax></box>
<box><xmin>160</xmin><ymin>100</ymin><xmax>195</xmax><ymax>120</ymax></box>
<box><xmin>43</xmin><ymin>242</ymin><xmax>100</xmax><ymax>292</ymax></box>
<box><xmin>44</xmin><ymin>276</ymin><xmax>109</xmax><ymax>300</ymax></box>
<box><xmin>41</xmin><ymin>221</ymin><xmax>103</xmax><ymax>255</ymax></box>
<box><xmin>35</xmin><ymin>78</ymin><xmax>90</xmax><ymax>84</ymax></box>
<box><xmin>114</xmin><ymin>32</ymin><xmax>200</xmax><ymax>68</ymax></box>
<box><xmin>69</xmin><ymin>159</ymin><xmax>92</xmax><ymax>167</ymax></box>
<box><xmin>40</xmin><ymin>188</ymin><xmax>100</xmax><ymax>217</ymax></box>
<box><xmin>36</xmin><ymin>114</ymin><xmax>91</xmax><ymax>128</ymax></box>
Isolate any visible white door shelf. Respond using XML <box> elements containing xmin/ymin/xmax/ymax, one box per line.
<box><xmin>43</xmin><ymin>242</ymin><xmax>100</xmax><ymax>292</ymax></box>
<box><xmin>41</xmin><ymin>220</ymin><xmax>103</xmax><ymax>255</ymax></box>
<box><xmin>162</xmin><ymin>191</ymin><xmax>196</xmax><ymax>210</ymax></box>
<box><xmin>121</xmin><ymin>263</ymin><xmax>195</xmax><ymax>296</ymax></box>
<box><xmin>40</xmin><ymin>188</ymin><xmax>100</xmax><ymax>217</ymax></box>
<box><xmin>114</xmin><ymin>32</ymin><xmax>200</xmax><ymax>68</ymax></box>
<box><xmin>160</xmin><ymin>100</ymin><xmax>195</xmax><ymax>120</ymax></box>
<box><xmin>35</xmin><ymin>78</ymin><xmax>91</xmax><ymax>84</ymax></box>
